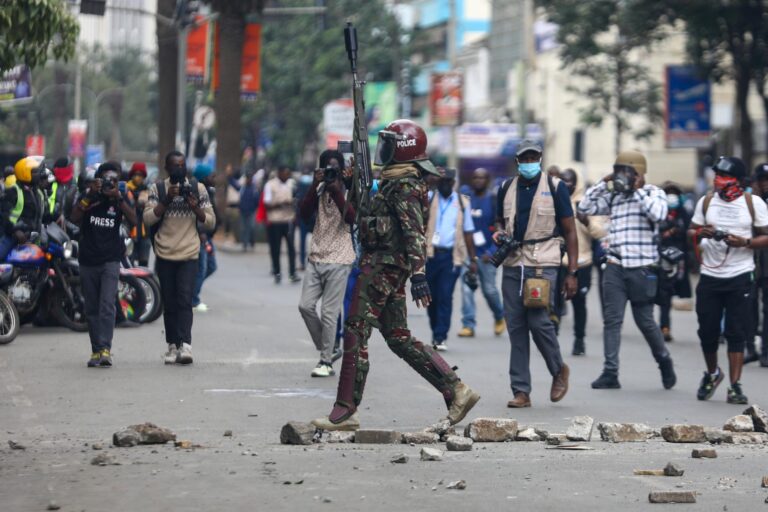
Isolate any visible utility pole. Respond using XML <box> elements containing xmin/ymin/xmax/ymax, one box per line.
<box><xmin>448</xmin><ymin>0</ymin><xmax>458</xmax><ymax>170</ymax></box>
<box><xmin>176</xmin><ymin>25</ymin><xmax>188</xmax><ymax>153</ymax></box>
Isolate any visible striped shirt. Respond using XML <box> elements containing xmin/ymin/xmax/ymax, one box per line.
<box><xmin>578</xmin><ymin>181</ymin><xmax>668</xmax><ymax>268</ymax></box>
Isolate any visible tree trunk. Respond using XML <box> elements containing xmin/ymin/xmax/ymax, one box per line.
<box><xmin>53</xmin><ymin>67</ymin><xmax>68</xmax><ymax>158</ymax></box>
<box><xmin>107</xmin><ymin>92</ymin><xmax>123</xmax><ymax>159</ymax></box>
<box><xmin>156</xmin><ymin>0</ymin><xmax>178</xmax><ymax>175</ymax></box>
<box><xmin>735</xmin><ymin>60</ymin><xmax>754</xmax><ymax>168</ymax></box>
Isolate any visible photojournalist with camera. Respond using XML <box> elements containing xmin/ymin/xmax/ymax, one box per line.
<box><xmin>297</xmin><ymin>149</ymin><xmax>356</xmax><ymax>378</ymax></box>
<box><xmin>493</xmin><ymin>140</ymin><xmax>577</xmax><ymax>409</ymax></box>
<box><xmin>144</xmin><ymin>151</ymin><xmax>215</xmax><ymax>365</ymax></box>
<box><xmin>579</xmin><ymin>150</ymin><xmax>676</xmax><ymax>391</ymax></box>
<box><xmin>688</xmin><ymin>156</ymin><xmax>768</xmax><ymax>404</ymax></box>
<box><xmin>71</xmin><ymin>161</ymin><xmax>137</xmax><ymax>368</ymax></box>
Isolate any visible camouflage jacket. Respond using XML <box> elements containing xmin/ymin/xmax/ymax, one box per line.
<box><xmin>362</xmin><ymin>170</ymin><xmax>429</xmax><ymax>275</ymax></box>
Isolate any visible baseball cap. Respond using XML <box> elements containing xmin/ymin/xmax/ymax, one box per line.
<box><xmin>516</xmin><ymin>139</ymin><xmax>543</xmax><ymax>157</ymax></box>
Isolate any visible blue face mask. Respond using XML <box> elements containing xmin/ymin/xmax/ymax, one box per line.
<box><xmin>518</xmin><ymin>162</ymin><xmax>541</xmax><ymax>179</ymax></box>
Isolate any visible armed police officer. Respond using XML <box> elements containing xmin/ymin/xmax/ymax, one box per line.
<box><xmin>312</xmin><ymin>120</ymin><xmax>481</xmax><ymax>431</ymax></box>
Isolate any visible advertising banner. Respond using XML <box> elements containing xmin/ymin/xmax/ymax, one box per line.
<box><xmin>665</xmin><ymin>65</ymin><xmax>711</xmax><ymax>149</ymax></box>
<box><xmin>430</xmin><ymin>72</ymin><xmax>463</xmax><ymax>127</ymax></box>
<box><xmin>25</xmin><ymin>135</ymin><xmax>45</xmax><ymax>157</ymax></box>
<box><xmin>0</xmin><ymin>65</ymin><xmax>32</xmax><ymax>104</ymax></box>
<box><xmin>68</xmin><ymin>120</ymin><xmax>88</xmax><ymax>158</ymax></box>
<box><xmin>186</xmin><ymin>17</ymin><xmax>209</xmax><ymax>84</ymax></box>
<box><xmin>364</xmin><ymin>82</ymin><xmax>398</xmax><ymax>148</ymax></box>
<box><xmin>323</xmin><ymin>99</ymin><xmax>354</xmax><ymax>149</ymax></box>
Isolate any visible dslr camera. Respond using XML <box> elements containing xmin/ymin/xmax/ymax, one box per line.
<box><xmin>713</xmin><ymin>228</ymin><xmax>729</xmax><ymax>242</ymax></box>
<box><xmin>489</xmin><ymin>233</ymin><xmax>522</xmax><ymax>268</ymax></box>
<box><xmin>321</xmin><ymin>165</ymin><xmax>339</xmax><ymax>184</ymax></box>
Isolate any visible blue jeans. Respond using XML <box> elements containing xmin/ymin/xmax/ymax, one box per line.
<box><xmin>460</xmin><ymin>259</ymin><xmax>504</xmax><ymax>329</ymax></box>
<box><xmin>240</xmin><ymin>210</ymin><xmax>256</xmax><ymax>248</ymax></box>
<box><xmin>426</xmin><ymin>250</ymin><xmax>460</xmax><ymax>342</ymax></box>
<box><xmin>192</xmin><ymin>241</ymin><xmax>218</xmax><ymax>306</ymax></box>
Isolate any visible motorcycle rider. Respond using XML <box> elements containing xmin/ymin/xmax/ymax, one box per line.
<box><xmin>0</xmin><ymin>156</ymin><xmax>49</xmax><ymax>261</ymax></box>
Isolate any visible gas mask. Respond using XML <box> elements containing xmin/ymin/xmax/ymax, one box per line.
<box><xmin>612</xmin><ymin>165</ymin><xmax>637</xmax><ymax>195</ymax></box>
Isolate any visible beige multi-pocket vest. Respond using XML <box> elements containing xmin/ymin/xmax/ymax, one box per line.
<box><xmin>425</xmin><ymin>192</ymin><xmax>469</xmax><ymax>267</ymax></box>
<box><xmin>502</xmin><ymin>175</ymin><xmax>563</xmax><ymax>267</ymax></box>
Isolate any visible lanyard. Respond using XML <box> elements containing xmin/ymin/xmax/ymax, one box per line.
<box><xmin>437</xmin><ymin>194</ymin><xmax>454</xmax><ymax>229</ymax></box>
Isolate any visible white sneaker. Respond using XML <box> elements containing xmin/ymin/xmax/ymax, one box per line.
<box><xmin>193</xmin><ymin>303</ymin><xmax>209</xmax><ymax>312</ymax></box>
<box><xmin>177</xmin><ymin>343</ymin><xmax>193</xmax><ymax>365</ymax></box>
<box><xmin>163</xmin><ymin>344</ymin><xmax>179</xmax><ymax>365</ymax></box>
<box><xmin>434</xmin><ymin>341</ymin><xmax>448</xmax><ymax>352</ymax></box>
<box><xmin>311</xmin><ymin>362</ymin><xmax>334</xmax><ymax>377</ymax></box>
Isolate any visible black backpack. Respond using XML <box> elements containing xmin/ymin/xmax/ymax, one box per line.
<box><xmin>149</xmin><ymin>179</ymin><xmax>200</xmax><ymax>245</ymax></box>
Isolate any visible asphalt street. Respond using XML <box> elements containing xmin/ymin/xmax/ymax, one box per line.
<box><xmin>1</xmin><ymin>245</ymin><xmax>767</xmax><ymax>511</ymax></box>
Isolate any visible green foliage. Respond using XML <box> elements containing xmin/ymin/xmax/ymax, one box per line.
<box><xmin>537</xmin><ymin>0</ymin><xmax>669</xmax><ymax>148</ymax></box>
<box><xmin>246</xmin><ymin>0</ymin><xmax>404</xmax><ymax>167</ymax></box>
<box><xmin>0</xmin><ymin>0</ymin><xmax>79</xmax><ymax>73</ymax></box>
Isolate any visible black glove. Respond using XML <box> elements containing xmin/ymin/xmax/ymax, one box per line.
<box><xmin>410</xmin><ymin>273</ymin><xmax>431</xmax><ymax>304</ymax></box>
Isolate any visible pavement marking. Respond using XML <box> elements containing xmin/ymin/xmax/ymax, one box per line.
<box><xmin>203</xmin><ymin>387</ymin><xmax>336</xmax><ymax>399</ymax></box>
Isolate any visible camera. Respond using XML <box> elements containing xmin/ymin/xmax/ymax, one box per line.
<box><xmin>659</xmin><ymin>246</ymin><xmax>684</xmax><ymax>265</ymax></box>
<box><xmin>320</xmin><ymin>165</ymin><xmax>339</xmax><ymax>184</ymax></box>
<box><xmin>180</xmin><ymin>182</ymin><xmax>193</xmax><ymax>198</ymax></box>
<box><xmin>489</xmin><ymin>233</ymin><xmax>522</xmax><ymax>267</ymax></box>
<box><xmin>713</xmin><ymin>228</ymin><xmax>729</xmax><ymax>242</ymax></box>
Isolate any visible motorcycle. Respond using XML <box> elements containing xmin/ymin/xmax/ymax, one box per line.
<box><xmin>120</xmin><ymin>225</ymin><xmax>161</xmax><ymax>324</ymax></box>
<box><xmin>1</xmin><ymin>223</ymin><xmax>87</xmax><ymax>332</ymax></box>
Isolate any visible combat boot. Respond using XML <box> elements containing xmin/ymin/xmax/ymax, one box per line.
<box><xmin>311</xmin><ymin>412</ymin><xmax>360</xmax><ymax>432</ymax></box>
<box><xmin>447</xmin><ymin>382</ymin><xmax>481</xmax><ymax>425</ymax></box>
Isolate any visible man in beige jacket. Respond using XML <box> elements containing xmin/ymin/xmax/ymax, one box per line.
<box><xmin>559</xmin><ymin>168</ymin><xmax>607</xmax><ymax>356</ymax></box>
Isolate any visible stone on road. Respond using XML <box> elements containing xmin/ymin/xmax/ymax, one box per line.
<box><xmin>566</xmin><ymin>416</ymin><xmax>594</xmax><ymax>442</ymax></box>
<box><xmin>723</xmin><ymin>414</ymin><xmax>753</xmax><ymax>432</ymax></box>
<box><xmin>279</xmin><ymin>422</ymin><xmax>315</xmax><ymax>445</ymax></box>
<box><xmin>661</xmin><ymin>424</ymin><xmax>706</xmax><ymax>443</ymax></box>
<box><xmin>597</xmin><ymin>422</ymin><xmax>656</xmax><ymax>443</ymax></box>
<box><xmin>420</xmin><ymin>447</ymin><xmax>443</xmax><ymax>461</ymax></box>
<box><xmin>354</xmin><ymin>430</ymin><xmax>402</xmax><ymax>444</ymax></box>
<box><xmin>464</xmin><ymin>418</ymin><xmax>518</xmax><ymax>442</ymax></box>
<box><xmin>648</xmin><ymin>491</ymin><xmax>696</xmax><ymax>503</ymax></box>
<box><xmin>743</xmin><ymin>405</ymin><xmax>768</xmax><ymax>433</ymax></box>
<box><xmin>446</xmin><ymin>435</ymin><xmax>473</xmax><ymax>451</ymax></box>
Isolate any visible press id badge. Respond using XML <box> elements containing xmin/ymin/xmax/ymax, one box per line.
<box><xmin>432</xmin><ymin>232</ymin><xmax>441</xmax><ymax>246</ymax></box>
<box><xmin>472</xmin><ymin>231</ymin><xmax>487</xmax><ymax>247</ymax></box>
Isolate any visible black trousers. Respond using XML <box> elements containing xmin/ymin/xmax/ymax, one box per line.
<box><xmin>570</xmin><ymin>266</ymin><xmax>592</xmax><ymax>340</ymax></box>
<box><xmin>156</xmin><ymin>257</ymin><xmax>198</xmax><ymax>346</ymax></box>
<box><xmin>696</xmin><ymin>272</ymin><xmax>752</xmax><ymax>354</ymax></box>
<box><xmin>267</xmin><ymin>222</ymin><xmax>296</xmax><ymax>277</ymax></box>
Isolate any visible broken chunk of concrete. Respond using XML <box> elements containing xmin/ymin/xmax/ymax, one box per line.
<box><xmin>90</xmin><ymin>452</ymin><xmax>119</xmax><ymax>466</ymax></box>
<box><xmin>446</xmin><ymin>480</ymin><xmax>466</xmax><ymax>490</ymax></box>
<box><xmin>722</xmin><ymin>432</ymin><xmax>768</xmax><ymax>444</ymax></box>
<box><xmin>761</xmin><ymin>476</ymin><xmax>768</xmax><ymax>488</ymax></box>
<box><xmin>648</xmin><ymin>491</ymin><xmax>696</xmax><ymax>503</ymax></box>
<box><xmin>354</xmin><ymin>430</ymin><xmax>401</xmax><ymax>444</ymax></box>
<box><xmin>691</xmin><ymin>449</ymin><xmax>717</xmax><ymax>459</ymax></box>
<box><xmin>390</xmin><ymin>453</ymin><xmax>408</xmax><ymax>464</ymax></box>
<box><xmin>401</xmin><ymin>431</ymin><xmax>439</xmax><ymax>444</ymax></box>
<box><xmin>663</xmin><ymin>462</ymin><xmax>684</xmax><ymax>477</ymax></box>
<box><xmin>324</xmin><ymin>431</ymin><xmax>355</xmax><ymax>444</ymax></box>
<box><xmin>545</xmin><ymin>434</ymin><xmax>567</xmax><ymax>446</ymax></box>
<box><xmin>279</xmin><ymin>422</ymin><xmax>315</xmax><ymax>445</ymax></box>
<box><xmin>446</xmin><ymin>435</ymin><xmax>473</xmax><ymax>451</ymax></box>
<box><xmin>723</xmin><ymin>414</ymin><xmax>754</xmax><ymax>432</ymax></box>
<box><xmin>515</xmin><ymin>427</ymin><xmax>541</xmax><ymax>441</ymax></box>
<box><xmin>704</xmin><ymin>428</ymin><xmax>728</xmax><ymax>444</ymax></box>
<box><xmin>7</xmin><ymin>440</ymin><xmax>26</xmax><ymax>450</ymax></box>
<box><xmin>661</xmin><ymin>424</ymin><xmax>706</xmax><ymax>443</ymax></box>
<box><xmin>113</xmin><ymin>422</ymin><xmax>176</xmax><ymax>447</ymax></box>
<box><xmin>420</xmin><ymin>447</ymin><xmax>443</xmax><ymax>461</ymax></box>
<box><xmin>464</xmin><ymin>418</ymin><xmax>518</xmax><ymax>442</ymax></box>
<box><xmin>742</xmin><ymin>405</ymin><xmax>768</xmax><ymax>433</ymax></box>
<box><xmin>566</xmin><ymin>416</ymin><xmax>594</xmax><ymax>442</ymax></box>
<box><xmin>597</xmin><ymin>422</ymin><xmax>655</xmax><ymax>443</ymax></box>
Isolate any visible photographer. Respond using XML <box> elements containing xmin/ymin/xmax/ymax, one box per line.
<box><xmin>71</xmin><ymin>162</ymin><xmax>137</xmax><ymax>368</ymax></box>
<box><xmin>578</xmin><ymin>150</ymin><xmax>676</xmax><ymax>391</ymax></box>
<box><xmin>144</xmin><ymin>151</ymin><xmax>215</xmax><ymax>365</ymax></box>
<box><xmin>493</xmin><ymin>140</ymin><xmax>577</xmax><ymax>409</ymax></box>
<box><xmin>297</xmin><ymin>150</ymin><xmax>356</xmax><ymax>377</ymax></box>
<box><xmin>688</xmin><ymin>157</ymin><xmax>768</xmax><ymax>404</ymax></box>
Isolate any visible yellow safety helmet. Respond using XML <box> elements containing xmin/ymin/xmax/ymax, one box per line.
<box><xmin>5</xmin><ymin>175</ymin><xmax>16</xmax><ymax>188</ymax></box>
<box><xmin>13</xmin><ymin>156</ymin><xmax>44</xmax><ymax>183</ymax></box>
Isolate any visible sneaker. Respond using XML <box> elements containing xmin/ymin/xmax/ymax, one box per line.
<box><xmin>311</xmin><ymin>362</ymin><xmax>335</xmax><ymax>377</ymax></box>
<box><xmin>591</xmin><ymin>371</ymin><xmax>621</xmax><ymax>389</ymax></box>
<box><xmin>433</xmin><ymin>340</ymin><xmax>447</xmax><ymax>352</ymax></box>
<box><xmin>193</xmin><ymin>303</ymin><xmax>209</xmax><ymax>313</ymax></box>
<box><xmin>289</xmin><ymin>274</ymin><xmax>301</xmax><ymax>283</ymax></box>
<box><xmin>696</xmin><ymin>368</ymin><xmax>724</xmax><ymax>401</ymax></box>
<box><xmin>572</xmin><ymin>338</ymin><xmax>585</xmax><ymax>356</ymax></box>
<box><xmin>99</xmin><ymin>349</ymin><xmax>113</xmax><ymax>367</ymax></box>
<box><xmin>457</xmin><ymin>327</ymin><xmax>475</xmax><ymax>338</ymax></box>
<box><xmin>274</xmin><ymin>274</ymin><xmax>282</xmax><ymax>284</ymax></box>
<box><xmin>726</xmin><ymin>382</ymin><xmax>748</xmax><ymax>404</ymax></box>
<box><xmin>311</xmin><ymin>412</ymin><xmax>360</xmax><ymax>431</ymax></box>
<box><xmin>87</xmin><ymin>352</ymin><xmax>100</xmax><ymax>368</ymax></box>
<box><xmin>163</xmin><ymin>344</ymin><xmax>179</xmax><ymax>365</ymax></box>
<box><xmin>658</xmin><ymin>356</ymin><xmax>676</xmax><ymax>390</ymax></box>
<box><xmin>331</xmin><ymin>347</ymin><xmax>343</xmax><ymax>363</ymax></box>
<box><xmin>116</xmin><ymin>319</ymin><xmax>141</xmax><ymax>328</ymax></box>
<box><xmin>493</xmin><ymin>318</ymin><xmax>506</xmax><ymax>336</ymax></box>
<box><xmin>177</xmin><ymin>343</ymin><xmax>193</xmax><ymax>365</ymax></box>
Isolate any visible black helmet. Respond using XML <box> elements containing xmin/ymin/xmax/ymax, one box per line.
<box><xmin>713</xmin><ymin>156</ymin><xmax>746</xmax><ymax>179</ymax></box>
<box><xmin>754</xmin><ymin>162</ymin><xmax>768</xmax><ymax>179</ymax></box>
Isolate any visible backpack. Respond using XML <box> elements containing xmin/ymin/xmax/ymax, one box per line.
<box><xmin>149</xmin><ymin>179</ymin><xmax>200</xmax><ymax>245</ymax></box>
<box><xmin>702</xmin><ymin>191</ymin><xmax>755</xmax><ymax>226</ymax></box>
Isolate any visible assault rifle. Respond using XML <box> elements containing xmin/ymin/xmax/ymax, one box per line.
<box><xmin>344</xmin><ymin>22</ymin><xmax>372</xmax><ymax>225</ymax></box>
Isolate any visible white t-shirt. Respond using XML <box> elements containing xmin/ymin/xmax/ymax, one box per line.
<box><xmin>692</xmin><ymin>193</ymin><xmax>768</xmax><ymax>278</ymax></box>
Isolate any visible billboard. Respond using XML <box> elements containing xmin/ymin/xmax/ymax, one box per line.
<box><xmin>25</xmin><ymin>135</ymin><xmax>45</xmax><ymax>157</ymax></box>
<box><xmin>0</xmin><ymin>65</ymin><xmax>32</xmax><ymax>104</ymax></box>
<box><xmin>665</xmin><ymin>65</ymin><xmax>711</xmax><ymax>149</ymax></box>
<box><xmin>68</xmin><ymin>120</ymin><xmax>88</xmax><ymax>158</ymax></box>
<box><xmin>364</xmin><ymin>82</ymin><xmax>398</xmax><ymax>148</ymax></box>
<box><xmin>430</xmin><ymin>72</ymin><xmax>463</xmax><ymax>127</ymax></box>
<box><xmin>323</xmin><ymin>98</ymin><xmax>354</xmax><ymax>149</ymax></box>
<box><xmin>213</xmin><ymin>23</ymin><xmax>261</xmax><ymax>100</ymax></box>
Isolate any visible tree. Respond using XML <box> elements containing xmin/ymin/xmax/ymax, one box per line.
<box><xmin>156</xmin><ymin>0</ymin><xmax>178</xmax><ymax>172</ymax></box>
<box><xmin>0</xmin><ymin>0</ymin><xmax>79</xmax><ymax>73</ymax></box>
<box><xmin>537</xmin><ymin>0</ymin><xmax>671</xmax><ymax>154</ymax></box>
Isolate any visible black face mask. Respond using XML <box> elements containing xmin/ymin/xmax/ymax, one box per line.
<box><xmin>438</xmin><ymin>181</ymin><xmax>453</xmax><ymax>198</ymax></box>
<box><xmin>168</xmin><ymin>165</ymin><xmax>186</xmax><ymax>184</ymax></box>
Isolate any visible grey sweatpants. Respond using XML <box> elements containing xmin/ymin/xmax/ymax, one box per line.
<box><xmin>602</xmin><ymin>263</ymin><xmax>669</xmax><ymax>374</ymax></box>
<box><xmin>298</xmin><ymin>261</ymin><xmax>352</xmax><ymax>362</ymax></box>
<box><xmin>502</xmin><ymin>266</ymin><xmax>564</xmax><ymax>395</ymax></box>
<box><xmin>80</xmin><ymin>261</ymin><xmax>120</xmax><ymax>353</ymax></box>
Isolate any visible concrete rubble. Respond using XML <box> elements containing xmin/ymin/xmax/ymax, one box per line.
<box><xmin>420</xmin><ymin>447</ymin><xmax>443</xmax><ymax>461</ymax></box>
<box><xmin>648</xmin><ymin>491</ymin><xmax>696</xmax><ymax>503</ymax></box>
<box><xmin>743</xmin><ymin>405</ymin><xmax>768</xmax><ymax>433</ymax></box>
<box><xmin>597</xmin><ymin>422</ymin><xmax>656</xmax><ymax>443</ymax></box>
<box><xmin>90</xmin><ymin>452</ymin><xmax>119</xmax><ymax>466</ymax></box>
<box><xmin>545</xmin><ymin>434</ymin><xmax>568</xmax><ymax>446</ymax></box>
<box><xmin>691</xmin><ymin>449</ymin><xmax>717</xmax><ymax>458</ymax></box>
<box><xmin>401</xmin><ymin>431</ymin><xmax>439</xmax><ymax>444</ymax></box>
<box><xmin>113</xmin><ymin>422</ymin><xmax>176</xmax><ymax>447</ymax></box>
<box><xmin>390</xmin><ymin>453</ymin><xmax>408</xmax><ymax>464</ymax></box>
<box><xmin>464</xmin><ymin>418</ymin><xmax>518</xmax><ymax>442</ymax></box>
<box><xmin>279</xmin><ymin>422</ymin><xmax>315</xmax><ymax>446</ymax></box>
<box><xmin>354</xmin><ymin>430</ymin><xmax>402</xmax><ymax>444</ymax></box>
<box><xmin>660</xmin><ymin>424</ymin><xmax>706</xmax><ymax>443</ymax></box>
<box><xmin>723</xmin><ymin>414</ymin><xmax>754</xmax><ymax>432</ymax></box>
<box><xmin>446</xmin><ymin>435</ymin><xmax>473</xmax><ymax>451</ymax></box>
<box><xmin>324</xmin><ymin>431</ymin><xmax>355</xmax><ymax>444</ymax></box>
<box><xmin>566</xmin><ymin>416</ymin><xmax>594</xmax><ymax>442</ymax></box>
<box><xmin>515</xmin><ymin>427</ymin><xmax>541</xmax><ymax>441</ymax></box>
<box><xmin>722</xmin><ymin>432</ymin><xmax>768</xmax><ymax>445</ymax></box>
<box><xmin>446</xmin><ymin>480</ymin><xmax>466</xmax><ymax>490</ymax></box>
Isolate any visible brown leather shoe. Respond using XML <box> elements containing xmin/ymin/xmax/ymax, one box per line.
<box><xmin>550</xmin><ymin>363</ymin><xmax>570</xmax><ymax>402</ymax></box>
<box><xmin>507</xmin><ymin>392</ymin><xmax>531</xmax><ymax>408</ymax></box>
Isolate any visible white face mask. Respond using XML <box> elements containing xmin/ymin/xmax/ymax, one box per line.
<box><xmin>666</xmin><ymin>194</ymin><xmax>679</xmax><ymax>208</ymax></box>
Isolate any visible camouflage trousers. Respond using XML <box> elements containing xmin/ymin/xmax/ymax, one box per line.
<box><xmin>329</xmin><ymin>263</ymin><xmax>460</xmax><ymax>423</ymax></box>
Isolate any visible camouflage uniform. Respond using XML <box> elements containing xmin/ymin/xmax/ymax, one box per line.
<box><xmin>328</xmin><ymin>165</ymin><xmax>461</xmax><ymax>423</ymax></box>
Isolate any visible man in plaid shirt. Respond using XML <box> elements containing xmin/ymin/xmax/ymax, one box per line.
<box><xmin>578</xmin><ymin>150</ymin><xmax>677</xmax><ymax>390</ymax></box>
